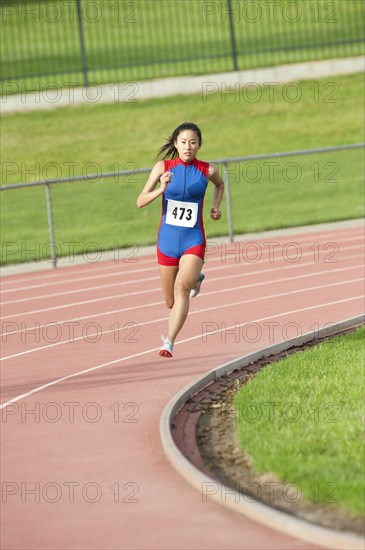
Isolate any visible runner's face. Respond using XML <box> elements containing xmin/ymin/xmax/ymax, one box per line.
<box><xmin>174</xmin><ymin>130</ymin><xmax>201</xmax><ymax>162</ymax></box>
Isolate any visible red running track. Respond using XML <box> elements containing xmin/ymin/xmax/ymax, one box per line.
<box><xmin>1</xmin><ymin>224</ymin><xmax>364</xmax><ymax>550</ymax></box>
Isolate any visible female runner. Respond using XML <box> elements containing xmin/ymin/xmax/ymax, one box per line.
<box><xmin>136</xmin><ymin>122</ymin><xmax>224</xmax><ymax>358</ymax></box>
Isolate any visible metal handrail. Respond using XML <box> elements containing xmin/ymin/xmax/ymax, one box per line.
<box><xmin>1</xmin><ymin>143</ymin><xmax>363</xmax><ymax>191</ymax></box>
<box><xmin>1</xmin><ymin>143</ymin><xmax>364</xmax><ymax>268</ymax></box>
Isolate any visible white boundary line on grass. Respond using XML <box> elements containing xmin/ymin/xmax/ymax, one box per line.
<box><xmin>159</xmin><ymin>314</ymin><xmax>365</xmax><ymax>550</ymax></box>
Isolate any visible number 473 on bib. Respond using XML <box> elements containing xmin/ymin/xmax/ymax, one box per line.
<box><xmin>166</xmin><ymin>199</ymin><xmax>198</xmax><ymax>228</ymax></box>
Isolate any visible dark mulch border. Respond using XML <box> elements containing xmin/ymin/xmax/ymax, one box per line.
<box><xmin>172</xmin><ymin>325</ymin><xmax>365</xmax><ymax>536</ymax></box>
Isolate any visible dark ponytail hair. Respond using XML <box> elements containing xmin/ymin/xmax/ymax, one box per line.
<box><xmin>156</xmin><ymin>122</ymin><xmax>202</xmax><ymax>160</ymax></box>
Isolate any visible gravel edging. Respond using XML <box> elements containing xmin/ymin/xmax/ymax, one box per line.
<box><xmin>195</xmin><ymin>325</ymin><xmax>364</xmax><ymax>536</ymax></box>
<box><xmin>160</xmin><ymin>315</ymin><xmax>365</xmax><ymax>550</ymax></box>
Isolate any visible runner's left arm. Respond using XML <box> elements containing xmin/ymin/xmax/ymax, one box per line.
<box><xmin>208</xmin><ymin>164</ymin><xmax>224</xmax><ymax>220</ymax></box>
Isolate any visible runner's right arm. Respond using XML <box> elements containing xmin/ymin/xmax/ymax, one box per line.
<box><xmin>136</xmin><ymin>161</ymin><xmax>172</xmax><ymax>208</ymax></box>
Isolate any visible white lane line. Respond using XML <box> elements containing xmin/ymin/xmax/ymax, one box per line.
<box><xmin>1</xmin><ymin>263</ymin><xmax>363</xmax><ymax>338</ymax></box>
<box><xmin>0</xmin><ymin>275</ymin><xmax>160</xmax><ymax>305</ymax></box>
<box><xmin>2</xmin><ymin>238</ymin><xmax>363</xmax><ymax>298</ymax></box>
<box><xmin>1</xmin><ymin>255</ymin><xmax>363</xmax><ymax>321</ymax></box>
<box><xmin>1</xmin><ymin>225</ymin><xmax>362</xmax><ymax>288</ymax></box>
<box><xmin>2</xmin><ymin>233</ymin><xmax>362</xmax><ymax>294</ymax></box>
<box><xmin>1</xmin><ymin>278</ymin><xmax>363</xmax><ymax>361</ymax></box>
<box><xmin>0</xmin><ymin>300</ymin><xmax>164</xmax><ymax>337</ymax></box>
<box><xmin>1</xmin><ymin>263</ymin><xmax>159</xmax><ymax>294</ymax></box>
<box><xmin>0</xmin><ymin>286</ymin><xmax>162</xmax><ymax>321</ymax></box>
<box><xmin>1</xmin><ymin>295</ymin><xmax>363</xmax><ymax>410</ymax></box>
<box><xmin>0</xmin><ymin>257</ymin><xmax>157</xmax><ymax>287</ymax></box>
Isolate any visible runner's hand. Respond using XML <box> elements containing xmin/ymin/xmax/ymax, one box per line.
<box><xmin>160</xmin><ymin>171</ymin><xmax>172</xmax><ymax>191</ymax></box>
<box><xmin>210</xmin><ymin>208</ymin><xmax>222</xmax><ymax>220</ymax></box>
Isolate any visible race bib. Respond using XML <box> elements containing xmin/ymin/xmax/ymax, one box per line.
<box><xmin>166</xmin><ymin>199</ymin><xmax>198</xmax><ymax>228</ymax></box>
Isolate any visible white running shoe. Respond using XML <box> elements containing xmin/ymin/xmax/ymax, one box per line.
<box><xmin>190</xmin><ymin>272</ymin><xmax>205</xmax><ymax>298</ymax></box>
<box><xmin>159</xmin><ymin>335</ymin><xmax>173</xmax><ymax>358</ymax></box>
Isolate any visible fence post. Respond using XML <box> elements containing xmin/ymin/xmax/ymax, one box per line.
<box><xmin>223</xmin><ymin>161</ymin><xmax>234</xmax><ymax>243</ymax></box>
<box><xmin>45</xmin><ymin>183</ymin><xmax>57</xmax><ymax>268</ymax></box>
<box><xmin>226</xmin><ymin>0</ymin><xmax>238</xmax><ymax>71</ymax></box>
<box><xmin>75</xmin><ymin>0</ymin><xmax>89</xmax><ymax>87</ymax></box>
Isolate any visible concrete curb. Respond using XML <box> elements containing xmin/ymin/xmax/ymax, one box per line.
<box><xmin>159</xmin><ymin>315</ymin><xmax>365</xmax><ymax>550</ymax></box>
<box><xmin>1</xmin><ymin>56</ymin><xmax>364</xmax><ymax>114</ymax></box>
<box><xmin>1</xmin><ymin>218</ymin><xmax>363</xmax><ymax>277</ymax></box>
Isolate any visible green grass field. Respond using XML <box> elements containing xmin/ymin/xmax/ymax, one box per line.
<box><xmin>1</xmin><ymin>0</ymin><xmax>364</xmax><ymax>93</ymax></box>
<box><xmin>1</xmin><ymin>72</ymin><xmax>364</xmax><ymax>265</ymax></box>
<box><xmin>233</xmin><ymin>326</ymin><xmax>365</xmax><ymax>516</ymax></box>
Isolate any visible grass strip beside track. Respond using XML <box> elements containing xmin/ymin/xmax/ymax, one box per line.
<box><xmin>1</xmin><ymin>72</ymin><xmax>364</xmax><ymax>264</ymax></box>
<box><xmin>233</xmin><ymin>325</ymin><xmax>365</xmax><ymax>517</ymax></box>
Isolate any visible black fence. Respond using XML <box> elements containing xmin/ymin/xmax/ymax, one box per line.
<box><xmin>1</xmin><ymin>0</ymin><xmax>364</xmax><ymax>93</ymax></box>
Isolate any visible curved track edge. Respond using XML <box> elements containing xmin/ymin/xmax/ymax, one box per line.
<box><xmin>160</xmin><ymin>314</ymin><xmax>365</xmax><ymax>550</ymax></box>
